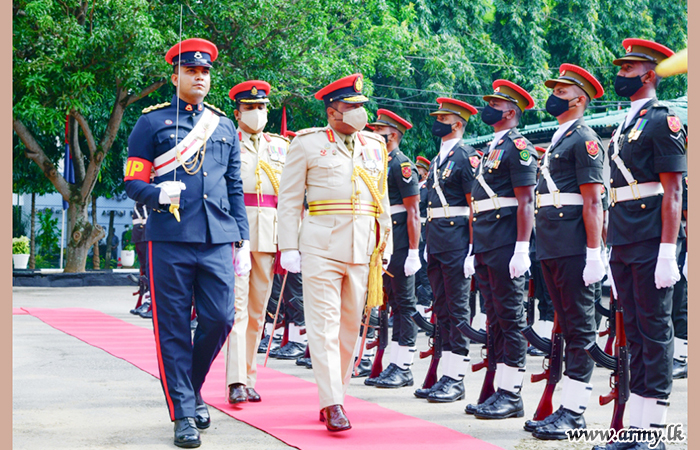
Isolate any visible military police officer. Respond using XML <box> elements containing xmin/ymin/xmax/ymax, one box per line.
<box><xmin>225</xmin><ymin>80</ymin><xmax>290</xmax><ymax>405</ymax></box>
<box><xmin>277</xmin><ymin>74</ymin><xmax>391</xmax><ymax>432</ymax></box>
<box><xmin>467</xmin><ymin>80</ymin><xmax>537</xmax><ymax>420</ymax></box>
<box><xmin>124</xmin><ymin>38</ymin><xmax>250</xmax><ymax>448</ymax></box>
<box><xmin>415</xmin><ymin>98</ymin><xmax>480</xmax><ymax>403</ymax></box>
<box><xmin>364</xmin><ymin>109</ymin><xmax>422</xmax><ymax>388</ymax></box>
<box><xmin>524</xmin><ymin>64</ymin><xmax>607</xmax><ymax>439</ymax></box>
<box><xmin>595</xmin><ymin>39</ymin><xmax>687</xmax><ymax>450</ymax></box>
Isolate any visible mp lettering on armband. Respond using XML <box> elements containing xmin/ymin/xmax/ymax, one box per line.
<box><xmin>124</xmin><ymin>157</ymin><xmax>153</xmax><ymax>182</ymax></box>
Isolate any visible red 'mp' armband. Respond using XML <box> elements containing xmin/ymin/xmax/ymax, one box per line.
<box><xmin>124</xmin><ymin>157</ymin><xmax>153</xmax><ymax>182</ymax></box>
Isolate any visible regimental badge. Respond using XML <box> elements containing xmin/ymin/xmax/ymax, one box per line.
<box><xmin>251</xmin><ymin>86</ymin><xmax>258</xmax><ymax>96</ymax></box>
<box><xmin>498</xmin><ymin>139</ymin><xmax>504</xmax><ymax>145</ymax></box>
<box><xmin>185</xmin><ymin>104</ymin><xmax>193</xmax><ymax>111</ymax></box>
<box><xmin>626</xmin><ymin>46</ymin><xmax>632</xmax><ymax>52</ymax></box>
<box><xmin>194</xmin><ymin>51</ymin><xmax>203</xmax><ymax>59</ymax></box>
<box><xmin>495</xmin><ymin>87</ymin><xmax>501</xmax><ymax>93</ymax></box>
<box><xmin>469</xmin><ymin>156</ymin><xmax>480</xmax><ymax>168</ymax></box>
<box><xmin>640</xmin><ymin>109</ymin><xmax>647</xmax><ymax>117</ymax></box>
<box><xmin>320</xmin><ymin>149</ymin><xmax>327</xmax><ymax>156</ymax></box>
<box><xmin>165</xmin><ymin>120</ymin><xmax>173</xmax><ymax>125</ymax></box>
<box><xmin>402</xmin><ymin>166</ymin><xmax>412</xmax><ymax>179</ymax></box>
<box><xmin>519</xmin><ymin>150</ymin><xmax>529</xmax><ymax>161</ymax></box>
<box><xmin>514</xmin><ymin>138</ymin><xmax>527</xmax><ymax>150</ymax></box>
<box><xmin>198</xmin><ymin>104</ymin><xmax>203</xmax><ymax>111</ymax></box>
<box><xmin>668</xmin><ymin>116</ymin><xmax>682</xmax><ymax>133</ymax></box>
<box><xmin>560</xmin><ymin>69</ymin><xmax>566</xmax><ymax>76</ymax></box>
<box><xmin>586</xmin><ymin>140</ymin><xmax>600</xmax><ymax>158</ymax></box>
<box><xmin>354</xmin><ymin>76</ymin><xmax>363</xmax><ymax>92</ymax></box>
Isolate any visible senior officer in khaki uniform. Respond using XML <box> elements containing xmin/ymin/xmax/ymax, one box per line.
<box><xmin>594</xmin><ymin>39</ymin><xmax>687</xmax><ymax>450</ymax></box>
<box><xmin>466</xmin><ymin>80</ymin><xmax>537</xmax><ymax>420</ymax></box>
<box><xmin>364</xmin><ymin>109</ymin><xmax>422</xmax><ymax>389</ymax></box>
<box><xmin>225</xmin><ymin>80</ymin><xmax>289</xmax><ymax>404</ymax></box>
<box><xmin>277</xmin><ymin>74</ymin><xmax>391</xmax><ymax>432</ymax></box>
<box><xmin>523</xmin><ymin>64</ymin><xmax>606</xmax><ymax>440</ymax></box>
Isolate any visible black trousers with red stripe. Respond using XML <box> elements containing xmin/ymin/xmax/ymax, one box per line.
<box><xmin>149</xmin><ymin>241</ymin><xmax>236</xmax><ymax>420</ymax></box>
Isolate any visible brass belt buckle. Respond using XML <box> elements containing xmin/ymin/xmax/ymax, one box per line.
<box><xmin>490</xmin><ymin>195</ymin><xmax>500</xmax><ymax>211</ymax></box>
<box><xmin>630</xmin><ymin>180</ymin><xmax>641</xmax><ymax>200</ymax></box>
<box><xmin>427</xmin><ymin>207</ymin><xmax>433</xmax><ymax>221</ymax></box>
<box><xmin>471</xmin><ymin>199</ymin><xmax>479</xmax><ymax>214</ymax></box>
<box><xmin>553</xmin><ymin>190</ymin><xmax>562</xmax><ymax>208</ymax></box>
<box><xmin>536</xmin><ymin>192</ymin><xmax>541</xmax><ymax>209</ymax></box>
<box><xmin>443</xmin><ymin>204</ymin><xmax>450</xmax><ymax>218</ymax></box>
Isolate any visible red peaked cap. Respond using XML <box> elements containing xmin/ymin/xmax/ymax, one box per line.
<box><xmin>165</xmin><ymin>38</ymin><xmax>219</xmax><ymax>67</ymax></box>
<box><xmin>369</xmin><ymin>108</ymin><xmax>413</xmax><ymax>134</ymax></box>
<box><xmin>285</xmin><ymin>130</ymin><xmax>297</xmax><ymax>138</ymax></box>
<box><xmin>614</xmin><ymin>38</ymin><xmax>674</xmax><ymax>66</ymax></box>
<box><xmin>229</xmin><ymin>80</ymin><xmax>271</xmax><ymax>103</ymax></box>
<box><xmin>430</xmin><ymin>97</ymin><xmax>478</xmax><ymax>122</ymax></box>
<box><xmin>314</xmin><ymin>73</ymin><xmax>368</xmax><ymax>106</ymax></box>
<box><xmin>545</xmin><ymin>63</ymin><xmax>604</xmax><ymax>99</ymax></box>
<box><xmin>483</xmin><ymin>80</ymin><xmax>534</xmax><ymax>111</ymax></box>
<box><xmin>415</xmin><ymin>156</ymin><xmax>431</xmax><ymax>171</ymax></box>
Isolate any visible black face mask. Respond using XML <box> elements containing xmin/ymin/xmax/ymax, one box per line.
<box><xmin>481</xmin><ymin>105</ymin><xmax>505</xmax><ymax>126</ymax></box>
<box><xmin>377</xmin><ymin>133</ymin><xmax>392</xmax><ymax>144</ymax></box>
<box><xmin>545</xmin><ymin>94</ymin><xmax>575</xmax><ymax>117</ymax></box>
<box><xmin>614</xmin><ymin>74</ymin><xmax>645</xmax><ymax>98</ymax></box>
<box><xmin>431</xmin><ymin>120</ymin><xmax>454</xmax><ymax>137</ymax></box>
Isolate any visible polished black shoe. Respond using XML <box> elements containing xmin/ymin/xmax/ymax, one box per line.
<box><xmin>673</xmin><ymin>359</ymin><xmax>688</xmax><ymax>379</ymax></box>
<box><xmin>466</xmin><ymin>390</ymin><xmax>501</xmax><ymax>415</ymax></box>
<box><xmin>194</xmin><ymin>392</ymin><xmax>210</xmax><ymax>430</ymax></box>
<box><xmin>271</xmin><ymin>341</ymin><xmax>306</xmax><ymax>360</ymax></box>
<box><xmin>474</xmin><ymin>389</ymin><xmax>524</xmax><ymax>419</ymax></box>
<box><xmin>138</xmin><ymin>303</ymin><xmax>152</xmax><ymax>319</ymax></box>
<box><xmin>246</xmin><ymin>387</ymin><xmax>261</xmax><ymax>402</ymax></box>
<box><xmin>524</xmin><ymin>406</ymin><xmax>566</xmax><ymax>431</ymax></box>
<box><xmin>414</xmin><ymin>376</ymin><xmax>446</xmax><ymax>399</ymax></box>
<box><xmin>527</xmin><ymin>346</ymin><xmax>546</xmax><ymax>357</ymax></box>
<box><xmin>375</xmin><ymin>363</ymin><xmax>414</xmax><ymax>388</ymax></box>
<box><xmin>296</xmin><ymin>356</ymin><xmax>312</xmax><ymax>369</ymax></box>
<box><xmin>131</xmin><ymin>302</ymin><xmax>148</xmax><ymax>316</ymax></box>
<box><xmin>352</xmin><ymin>357</ymin><xmax>372</xmax><ymax>378</ymax></box>
<box><xmin>174</xmin><ymin>417</ymin><xmax>201</xmax><ymax>448</ymax></box>
<box><xmin>532</xmin><ymin>408</ymin><xmax>585</xmax><ymax>440</ymax></box>
<box><xmin>427</xmin><ymin>376</ymin><xmax>465</xmax><ymax>403</ymax></box>
<box><xmin>227</xmin><ymin>383</ymin><xmax>248</xmax><ymax>404</ymax></box>
<box><xmin>258</xmin><ymin>334</ymin><xmax>271</xmax><ymax>354</ymax></box>
<box><xmin>591</xmin><ymin>441</ymin><xmax>644</xmax><ymax>450</ymax></box>
<box><xmin>365</xmin><ymin>363</ymin><xmax>393</xmax><ymax>385</ymax></box>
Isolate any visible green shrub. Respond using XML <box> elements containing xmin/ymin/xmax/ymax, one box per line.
<box><xmin>36</xmin><ymin>209</ymin><xmax>59</xmax><ymax>257</ymax></box>
<box><xmin>12</xmin><ymin>236</ymin><xmax>30</xmax><ymax>254</ymax></box>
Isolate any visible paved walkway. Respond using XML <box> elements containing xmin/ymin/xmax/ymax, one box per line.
<box><xmin>13</xmin><ymin>286</ymin><xmax>688</xmax><ymax>449</ymax></box>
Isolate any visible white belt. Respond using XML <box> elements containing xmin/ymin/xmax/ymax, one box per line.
<box><xmin>472</xmin><ymin>197</ymin><xmax>518</xmax><ymax>214</ymax></box>
<box><xmin>420</xmin><ymin>217</ymin><xmax>427</xmax><ymax>224</ymax></box>
<box><xmin>426</xmin><ymin>205</ymin><xmax>470</xmax><ymax>220</ymax></box>
<box><xmin>611</xmin><ymin>181</ymin><xmax>664</xmax><ymax>204</ymax></box>
<box><xmin>391</xmin><ymin>204</ymin><xmax>407</xmax><ymax>215</ymax></box>
<box><xmin>132</xmin><ymin>217</ymin><xmax>147</xmax><ymax>225</ymax></box>
<box><xmin>536</xmin><ymin>192</ymin><xmax>584</xmax><ymax>208</ymax></box>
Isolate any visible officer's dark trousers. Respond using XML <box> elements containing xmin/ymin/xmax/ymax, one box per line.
<box><xmin>415</xmin><ymin>230</ymin><xmax>433</xmax><ymax>306</ymax></box>
<box><xmin>611</xmin><ymin>238</ymin><xmax>673</xmax><ymax>399</ymax></box>
<box><xmin>672</xmin><ymin>238</ymin><xmax>687</xmax><ymax>340</ymax></box>
<box><xmin>283</xmin><ymin>272</ymin><xmax>305</xmax><ymax>326</ymax></box>
<box><xmin>385</xmin><ymin>247</ymin><xmax>418</xmax><ymax>347</ymax></box>
<box><xmin>530</xmin><ymin>257</ymin><xmax>554</xmax><ymax>322</ymax></box>
<box><xmin>149</xmin><ymin>241</ymin><xmax>236</xmax><ymax>420</ymax></box>
<box><xmin>135</xmin><ymin>241</ymin><xmax>149</xmax><ymax>280</ymax></box>
<box><xmin>475</xmin><ymin>244</ymin><xmax>527</xmax><ymax>367</ymax></box>
<box><xmin>427</xmin><ymin>249</ymin><xmax>470</xmax><ymax>356</ymax></box>
<box><xmin>540</xmin><ymin>255</ymin><xmax>596</xmax><ymax>382</ymax></box>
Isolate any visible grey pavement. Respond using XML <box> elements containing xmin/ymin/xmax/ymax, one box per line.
<box><xmin>13</xmin><ymin>286</ymin><xmax>688</xmax><ymax>449</ymax></box>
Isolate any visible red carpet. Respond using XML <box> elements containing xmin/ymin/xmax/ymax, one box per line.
<box><xmin>13</xmin><ymin>308</ymin><xmax>29</xmax><ymax>315</ymax></box>
<box><xmin>21</xmin><ymin>308</ymin><xmax>503</xmax><ymax>450</ymax></box>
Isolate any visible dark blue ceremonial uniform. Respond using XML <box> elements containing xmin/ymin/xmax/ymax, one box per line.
<box><xmin>608</xmin><ymin>100</ymin><xmax>686</xmax><ymax>399</ymax></box>
<box><xmin>385</xmin><ymin>149</ymin><xmax>420</xmax><ymax>347</ymax></box>
<box><xmin>471</xmin><ymin>129</ymin><xmax>537</xmax><ymax>369</ymax></box>
<box><xmin>425</xmin><ymin>142</ymin><xmax>479</xmax><ymax>356</ymax></box>
<box><xmin>125</xmin><ymin>94</ymin><xmax>248</xmax><ymax>421</ymax></box>
<box><xmin>535</xmin><ymin>119</ymin><xmax>604</xmax><ymax>383</ymax></box>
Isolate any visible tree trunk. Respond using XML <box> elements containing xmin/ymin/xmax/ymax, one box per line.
<box><xmin>92</xmin><ymin>196</ymin><xmax>100</xmax><ymax>270</ymax></box>
<box><xmin>106</xmin><ymin>210</ymin><xmax>115</xmax><ymax>268</ymax></box>
<box><xmin>29</xmin><ymin>193</ymin><xmax>36</xmax><ymax>270</ymax></box>
<box><xmin>63</xmin><ymin>198</ymin><xmax>104</xmax><ymax>273</ymax></box>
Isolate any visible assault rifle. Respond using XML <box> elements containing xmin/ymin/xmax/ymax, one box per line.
<box><xmin>367</xmin><ymin>293</ymin><xmax>389</xmax><ymax>378</ymax></box>
<box><xmin>585</xmin><ymin>291</ymin><xmax>628</xmax><ymax>431</ymax></box>
<box><xmin>595</xmin><ymin>298</ymin><xmax>616</xmax><ymax>356</ymax></box>
<box><xmin>418</xmin><ymin>312</ymin><xmax>441</xmax><ymax>390</ymax></box>
<box><xmin>521</xmin><ymin>313</ymin><xmax>563</xmax><ymax>420</ymax></box>
<box><xmin>456</xmin><ymin>318</ymin><xmax>495</xmax><ymax>404</ymax></box>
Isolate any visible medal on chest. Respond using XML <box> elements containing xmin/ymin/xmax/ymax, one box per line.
<box><xmin>361</xmin><ymin>146</ymin><xmax>381</xmax><ymax>171</ymax></box>
<box><xmin>628</xmin><ymin>118</ymin><xmax>649</xmax><ymax>142</ymax></box>
<box><xmin>442</xmin><ymin>161</ymin><xmax>455</xmax><ymax>179</ymax></box>
<box><xmin>486</xmin><ymin>149</ymin><xmax>504</xmax><ymax>170</ymax></box>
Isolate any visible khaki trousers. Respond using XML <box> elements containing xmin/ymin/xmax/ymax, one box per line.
<box><xmin>301</xmin><ymin>252</ymin><xmax>368</xmax><ymax>409</ymax></box>
<box><xmin>226</xmin><ymin>251</ymin><xmax>275</xmax><ymax>387</ymax></box>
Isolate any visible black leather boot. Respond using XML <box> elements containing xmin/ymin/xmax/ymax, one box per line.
<box><xmin>523</xmin><ymin>406</ymin><xmax>566</xmax><ymax>431</ymax></box>
<box><xmin>532</xmin><ymin>408</ymin><xmax>585</xmax><ymax>440</ymax></box>
<box><xmin>351</xmin><ymin>357</ymin><xmax>372</xmax><ymax>378</ymax></box>
<box><xmin>673</xmin><ymin>359</ymin><xmax>688</xmax><ymax>379</ymax></box>
<box><xmin>466</xmin><ymin>390</ymin><xmax>501</xmax><ymax>415</ymax></box>
<box><xmin>364</xmin><ymin>363</ymin><xmax>393</xmax><ymax>385</ymax></box>
<box><xmin>474</xmin><ymin>389</ymin><xmax>524</xmax><ymax>419</ymax></box>
<box><xmin>414</xmin><ymin>376</ymin><xmax>446</xmax><ymax>399</ymax></box>
<box><xmin>375</xmin><ymin>363</ymin><xmax>414</xmax><ymax>388</ymax></box>
<box><xmin>193</xmin><ymin>392</ymin><xmax>210</xmax><ymax>429</ymax></box>
<box><xmin>174</xmin><ymin>417</ymin><xmax>201</xmax><ymax>448</ymax></box>
<box><xmin>426</xmin><ymin>376</ymin><xmax>465</xmax><ymax>403</ymax></box>
<box><xmin>271</xmin><ymin>341</ymin><xmax>306</xmax><ymax>360</ymax></box>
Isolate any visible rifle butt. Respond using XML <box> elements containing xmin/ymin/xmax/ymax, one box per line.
<box><xmin>369</xmin><ymin>349</ymin><xmax>384</xmax><ymax>379</ymax></box>
<box><xmin>533</xmin><ymin>384</ymin><xmax>555</xmax><ymax>421</ymax></box>
<box><xmin>477</xmin><ymin>369</ymin><xmax>496</xmax><ymax>404</ymax></box>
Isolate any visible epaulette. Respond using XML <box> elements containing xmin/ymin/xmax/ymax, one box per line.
<box><xmin>142</xmin><ymin>102</ymin><xmax>170</xmax><ymax>114</ymax></box>
<box><xmin>265</xmin><ymin>132</ymin><xmax>290</xmax><ymax>144</ymax></box>
<box><xmin>203</xmin><ymin>102</ymin><xmax>227</xmax><ymax>116</ymax></box>
<box><xmin>295</xmin><ymin>127</ymin><xmax>325</xmax><ymax>137</ymax></box>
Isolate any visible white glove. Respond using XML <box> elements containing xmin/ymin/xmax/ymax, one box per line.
<box><xmin>404</xmin><ymin>249</ymin><xmax>421</xmax><ymax>276</ymax></box>
<box><xmin>234</xmin><ymin>240</ymin><xmax>252</xmax><ymax>277</ymax></box>
<box><xmin>509</xmin><ymin>241</ymin><xmax>531</xmax><ymax>279</ymax></box>
<box><xmin>655</xmin><ymin>243</ymin><xmax>680</xmax><ymax>289</ymax></box>
<box><xmin>463</xmin><ymin>244</ymin><xmax>475</xmax><ymax>278</ymax></box>
<box><xmin>582</xmin><ymin>247</ymin><xmax>606</xmax><ymax>286</ymax></box>
<box><xmin>157</xmin><ymin>181</ymin><xmax>187</xmax><ymax>204</ymax></box>
<box><xmin>383</xmin><ymin>254</ymin><xmax>391</xmax><ymax>270</ymax></box>
<box><xmin>280</xmin><ymin>250</ymin><xmax>302</xmax><ymax>274</ymax></box>
<box><xmin>683</xmin><ymin>252</ymin><xmax>688</xmax><ymax>280</ymax></box>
